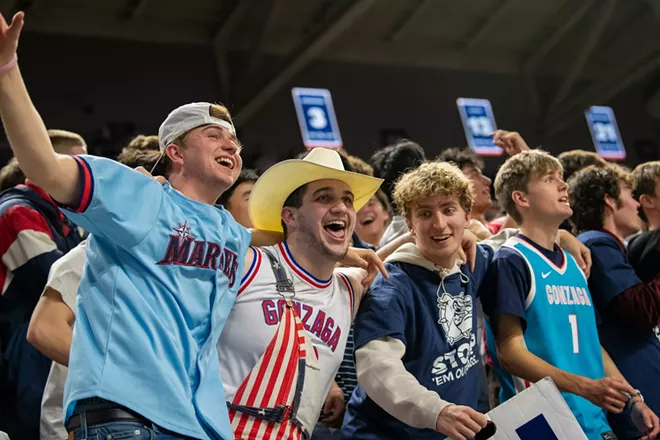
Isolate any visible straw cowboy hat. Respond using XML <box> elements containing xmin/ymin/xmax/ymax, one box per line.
<box><xmin>249</xmin><ymin>148</ymin><xmax>384</xmax><ymax>233</ymax></box>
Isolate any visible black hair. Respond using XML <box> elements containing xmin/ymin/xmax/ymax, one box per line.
<box><xmin>216</xmin><ymin>168</ymin><xmax>260</xmax><ymax>206</ymax></box>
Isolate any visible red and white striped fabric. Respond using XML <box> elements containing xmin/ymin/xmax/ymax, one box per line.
<box><xmin>229</xmin><ymin>300</ymin><xmax>306</xmax><ymax>440</ymax></box>
<box><xmin>219</xmin><ymin>243</ymin><xmax>354</xmax><ymax>439</ymax></box>
<box><xmin>0</xmin><ymin>204</ymin><xmax>57</xmax><ymax>294</ymax></box>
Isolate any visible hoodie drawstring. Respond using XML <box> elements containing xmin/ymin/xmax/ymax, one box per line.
<box><xmin>435</xmin><ymin>266</ymin><xmax>470</xmax><ymax>325</ymax></box>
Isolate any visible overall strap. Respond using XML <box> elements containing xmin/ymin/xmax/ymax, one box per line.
<box><xmin>262</xmin><ymin>248</ymin><xmax>295</xmax><ymax>299</ymax></box>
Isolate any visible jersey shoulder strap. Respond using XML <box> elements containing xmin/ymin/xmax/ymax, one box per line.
<box><xmin>261</xmin><ymin>248</ymin><xmax>295</xmax><ymax>297</ymax></box>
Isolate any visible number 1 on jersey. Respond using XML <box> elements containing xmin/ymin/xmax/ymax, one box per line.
<box><xmin>568</xmin><ymin>314</ymin><xmax>579</xmax><ymax>354</ymax></box>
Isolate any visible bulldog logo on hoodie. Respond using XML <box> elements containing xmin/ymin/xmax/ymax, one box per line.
<box><xmin>437</xmin><ymin>291</ymin><xmax>473</xmax><ymax>345</ymax></box>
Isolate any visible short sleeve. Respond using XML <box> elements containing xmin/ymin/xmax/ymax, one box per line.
<box><xmin>472</xmin><ymin>243</ymin><xmax>494</xmax><ymax>288</ymax></box>
<box><xmin>479</xmin><ymin>247</ymin><xmax>531</xmax><ymax>330</ymax></box>
<box><xmin>353</xmin><ymin>270</ymin><xmax>408</xmax><ymax>349</ymax></box>
<box><xmin>587</xmin><ymin>239</ymin><xmax>641</xmax><ymax>308</ymax></box>
<box><xmin>44</xmin><ymin>241</ymin><xmax>87</xmax><ymax>312</ymax></box>
<box><xmin>59</xmin><ymin>155</ymin><xmax>164</xmax><ymax>248</ymax></box>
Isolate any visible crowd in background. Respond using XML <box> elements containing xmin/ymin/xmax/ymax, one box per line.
<box><xmin>0</xmin><ymin>9</ymin><xmax>660</xmax><ymax>440</ymax></box>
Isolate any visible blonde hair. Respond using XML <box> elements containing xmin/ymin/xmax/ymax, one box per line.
<box><xmin>494</xmin><ymin>150</ymin><xmax>563</xmax><ymax>224</ymax></box>
<box><xmin>47</xmin><ymin>129</ymin><xmax>86</xmax><ymax>154</ymax></box>
<box><xmin>393</xmin><ymin>161</ymin><xmax>473</xmax><ymax>218</ymax></box>
<box><xmin>0</xmin><ymin>157</ymin><xmax>24</xmax><ymax>190</ymax></box>
<box><xmin>162</xmin><ymin>103</ymin><xmax>236</xmax><ymax>176</ymax></box>
<box><xmin>124</xmin><ymin>134</ymin><xmax>159</xmax><ymax>152</ymax></box>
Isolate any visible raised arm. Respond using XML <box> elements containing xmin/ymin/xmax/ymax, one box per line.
<box><xmin>0</xmin><ymin>12</ymin><xmax>80</xmax><ymax>205</ymax></box>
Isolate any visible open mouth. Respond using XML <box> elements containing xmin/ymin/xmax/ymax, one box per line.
<box><xmin>432</xmin><ymin>234</ymin><xmax>452</xmax><ymax>243</ymax></box>
<box><xmin>323</xmin><ymin>219</ymin><xmax>347</xmax><ymax>240</ymax></box>
<box><xmin>558</xmin><ymin>196</ymin><xmax>569</xmax><ymax>205</ymax></box>
<box><xmin>215</xmin><ymin>157</ymin><xmax>234</xmax><ymax>170</ymax></box>
<box><xmin>360</xmin><ymin>215</ymin><xmax>376</xmax><ymax>226</ymax></box>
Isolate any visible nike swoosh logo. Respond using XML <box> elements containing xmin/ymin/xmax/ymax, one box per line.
<box><xmin>542</xmin><ymin>271</ymin><xmax>552</xmax><ymax>279</ymax></box>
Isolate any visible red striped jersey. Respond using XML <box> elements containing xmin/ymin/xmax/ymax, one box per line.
<box><xmin>217</xmin><ymin>242</ymin><xmax>355</xmax><ymax>434</ymax></box>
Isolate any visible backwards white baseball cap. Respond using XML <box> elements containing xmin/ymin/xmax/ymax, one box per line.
<box><xmin>157</xmin><ymin>102</ymin><xmax>236</xmax><ymax>152</ymax></box>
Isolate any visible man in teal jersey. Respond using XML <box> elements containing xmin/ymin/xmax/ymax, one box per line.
<box><xmin>480</xmin><ymin>147</ymin><xmax>657</xmax><ymax>440</ymax></box>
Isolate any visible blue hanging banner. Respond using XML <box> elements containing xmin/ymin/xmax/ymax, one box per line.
<box><xmin>291</xmin><ymin>87</ymin><xmax>343</xmax><ymax>149</ymax></box>
<box><xmin>457</xmin><ymin>98</ymin><xmax>502</xmax><ymax>156</ymax></box>
<box><xmin>585</xmin><ymin>106</ymin><xmax>626</xmax><ymax>161</ymax></box>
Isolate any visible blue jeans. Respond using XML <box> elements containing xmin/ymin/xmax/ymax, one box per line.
<box><xmin>312</xmin><ymin>424</ymin><xmax>341</xmax><ymax>440</ymax></box>
<box><xmin>72</xmin><ymin>420</ymin><xmax>193</xmax><ymax>440</ymax></box>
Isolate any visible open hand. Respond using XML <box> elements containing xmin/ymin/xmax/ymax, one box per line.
<box><xmin>558</xmin><ymin>230</ymin><xmax>592</xmax><ymax>278</ymax></box>
<box><xmin>459</xmin><ymin>229</ymin><xmax>478</xmax><ymax>272</ymax></box>
<box><xmin>491</xmin><ymin>130</ymin><xmax>530</xmax><ymax>157</ymax></box>
<box><xmin>135</xmin><ymin>166</ymin><xmax>167</xmax><ymax>184</ymax></box>
<box><xmin>0</xmin><ymin>11</ymin><xmax>24</xmax><ymax>67</ymax></box>
<box><xmin>340</xmin><ymin>247</ymin><xmax>388</xmax><ymax>286</ymax></box>
<box><xmin>632</xmin><ymin>400</ymin><xmax>660</xmax><ymax>440</ymax></box>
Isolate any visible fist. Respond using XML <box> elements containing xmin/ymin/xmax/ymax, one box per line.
<box><xmin>436</xmin><ymin>404</ymin><xmax>488</xmax><ymax>440</ymax></box>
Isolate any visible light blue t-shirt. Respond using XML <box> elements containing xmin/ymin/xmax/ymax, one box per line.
<box><xmin>61</xmin><ymin>155</ymin><xmax>251</xmax><ymax>440</ymax></box>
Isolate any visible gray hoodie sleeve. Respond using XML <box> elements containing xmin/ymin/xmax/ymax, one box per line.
<box><xmin>481</xmin><ymin>228</ymin><xmax>563</xmax><ymax>253</ymax></box>
<box><xmin>355</xmin><ymin>336</ymin><xmax>451</xmax><ymax>431</ymax></box>
<box><xmin>480</xmin><ymin>227</ymin><xmax>520</xmax><ymax>252</ymax></box>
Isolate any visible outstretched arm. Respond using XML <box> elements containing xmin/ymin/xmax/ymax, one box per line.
<box><xmin>249</xmin><ymin>229</ymin><xmax>284</xmax><ymax>247</ymax></box>
<box><xmin>0</xmin><ymin>12</ymin><xmax>80</xmax><ymax>205</ymax></box>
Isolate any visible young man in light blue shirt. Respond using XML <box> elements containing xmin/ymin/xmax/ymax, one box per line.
<box><xmin>0</xmin><ymin>12</ymin><xmax>383</xmax><ymax>440</ymax></box>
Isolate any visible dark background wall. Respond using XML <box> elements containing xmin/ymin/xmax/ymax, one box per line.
<box><xmin>7</xmin><ymin>32</ymin><xmax>660</xmax><ymax>177</ymax></box>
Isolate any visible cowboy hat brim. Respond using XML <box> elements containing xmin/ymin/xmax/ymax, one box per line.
<box><xmin>249</xmin><ymin>159</ymin><xmax>384</xmax><ymax>233</ymax></box>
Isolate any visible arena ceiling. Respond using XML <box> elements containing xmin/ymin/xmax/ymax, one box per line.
<box><xmin>7</xmin><ymin>0</ymin><xmax>660</xmax><ymax>136</ymax></box>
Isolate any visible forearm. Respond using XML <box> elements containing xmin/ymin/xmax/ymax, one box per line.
<box><xmin>601</xmin><ymin>346</ymin><xmax>626</xmax><ymax>382</ymax></box>
<box><xmin>249</xmin><ymin>229</ymin><xmax>284</xmax><ymax>247</ymax></box>
<box><xmin>356</xmin><ymin>337</ymin><xmax>450</xmax><ymax>430</ymax></box>
<box><xmin>498</xmin><ymin>341</ymin><xmax>588</xmax><ymax>397</ymax></box>
<box><xmin>0</xmin><ymin>67</ymin><xmax>79</xmax><ymax>203</ymax></box>
<box><xmin>26</xmin><ymin>319</ymin><xmax>72</xmax><ymax>366</ymax></box>
<box><xmin>609</xmin><ymin>280</ymin><xmax>660</xmax><ymax>333</ymax></box>
<box><xmin>376</xmin><ymin>232</ymin><xmax>412</xmax><ymax>260</ymax></box>
<box><xmin>329</xmin><ymin>380</ymin><xmax>343</xmax><ymax>398</ymax></box>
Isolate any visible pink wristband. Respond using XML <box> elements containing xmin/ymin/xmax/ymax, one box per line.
<box><xmin>0</xmin><ymin>55</ymin><xmax>18</xmax><ymax>74</ymax></box>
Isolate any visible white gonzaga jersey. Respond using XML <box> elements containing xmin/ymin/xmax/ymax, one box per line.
<box><xmin>218</xmin><ymin>242</ymin><xmax>355</xmax><ymax>408</ymax></box>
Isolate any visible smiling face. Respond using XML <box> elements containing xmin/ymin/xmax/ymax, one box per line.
<box><xmin>407</xmin><ymin>194</ymin><xmax>468</xmax><ymax>267</ymax></box>
<box><xmin>283</xmin><ymin>179</ymin><xmax>356</xmax><ymax>262</ymax></box>
<box><xmin>167</xmin><ymin>124</ymin><xmax>243</xmax><ymax>195</ymax></box>
<box><xmin>355</xmin><ymin>195</ymin><xmax>390</xmax><ymax>246</ymax></box>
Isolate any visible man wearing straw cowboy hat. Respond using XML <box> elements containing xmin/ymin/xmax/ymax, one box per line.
<box><xmin>217</xmin><ymin>148</ymin><xmax>389</xmax><ymax>440</ymax></box>
<box><xmin>218</xmin><ymin>149</ymin><xmax>482</xmax><ymax>440</ymax></box>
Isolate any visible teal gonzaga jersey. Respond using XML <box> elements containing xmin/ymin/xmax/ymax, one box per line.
<box><xmin>503</xmin><ymin>236</ymin><xmax>609</xmax><ymax>440</ymax></box>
